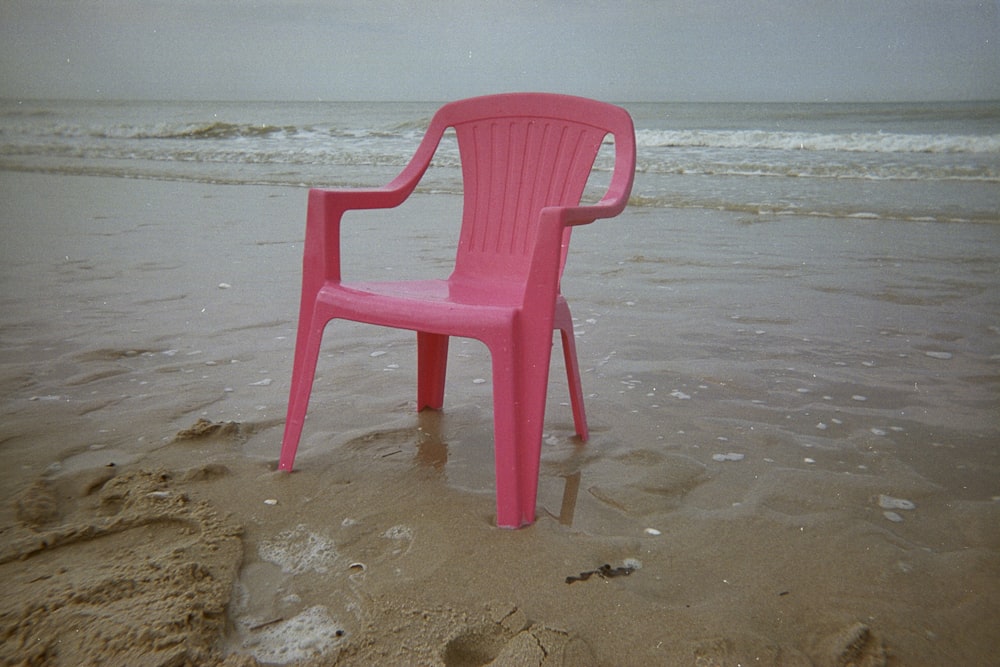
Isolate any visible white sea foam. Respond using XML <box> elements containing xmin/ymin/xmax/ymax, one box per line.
<box><xmin>258</xmin><ymin>524</ymin><xmax>339</xmax><ymax>575</ymax></box>
<box><xmin>241</xmin><ymin>606</ymin><xmax>345</xmax><ymax>664</ymax></box>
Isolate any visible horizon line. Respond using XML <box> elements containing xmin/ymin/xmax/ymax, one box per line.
<box><xmin>4</xmin><ymin>96</ymin><xmax>1000</xmax><ymax>106</ymax></box>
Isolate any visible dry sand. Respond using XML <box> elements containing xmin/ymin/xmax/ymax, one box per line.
<box><xmin>1</xmin><ymin>172</ymin><xmax>998</xmax><ymax>665</ymax></box>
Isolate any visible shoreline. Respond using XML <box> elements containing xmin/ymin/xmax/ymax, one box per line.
<box><xmin>4</xmin><ymin>159</ymin><xmax>1000</xmax><ymax>226</ymax></box>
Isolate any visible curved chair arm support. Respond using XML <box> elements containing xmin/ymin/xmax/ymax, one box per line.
<box><xmin>307</xmin><ymin>113</ymin><xmax>449</xmax><ymax>214</ymax></box>
<box><xmin>567</xmin><ymin>132</ymin><xmax>637</xmax><ymax>226</ymax></box>
<box><xmin>528</xmin><ymin>121</ymin><xmax>636</xmax><ymax>302</ymax></box>
<box><xmin>302</xmin><ymin>116</ymin><xmax>451</xmax><ymax>283</ymax></box>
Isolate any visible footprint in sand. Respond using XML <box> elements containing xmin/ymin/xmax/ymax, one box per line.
<box><xmin>336</xmin><ymin>601</ymin><xmax>595</xmax><ymax>666</ymax></box>
<box><xmin>441</xmin><ymin>605</ymin><xmax>597</xmax><ymax>666</ymax></box>
<box><xmin>447</xmin><ymin>622</ymin><xmax>596</xmax><ymax>666</ymax></box>
<box><xmin>691</xmin><ymin>624</ymin><xmax>886</xmax><ymax>667</ymax></box>
<box><xmin>824</xmin><ymin>622</ymin><xmax>887</xmax><ymax>667</ymax></box>
<box><xmin>587</xmin><ymin>452</ymin><xmax>709</xmax><ymax>517</ymax></box>
<box><xmin>692</xmin><ymin>634</ymin><xmax>810</xmax><ymax>666</ymax></box>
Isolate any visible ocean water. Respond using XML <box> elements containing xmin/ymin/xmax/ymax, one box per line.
<box><xmin>1</xmin><ymin>98</ymin><xmax>998</xmax><ymax>223</ymax></box>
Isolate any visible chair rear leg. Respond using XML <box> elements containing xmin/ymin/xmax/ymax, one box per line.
<box><xmin>416</xmin><ymin>331</ymin><xmax>449</xmax><ymax>411</ymax></box>
<box><xmin>558</xmin><ymin>328</ymin><xmax>589</xmax><ymax>440</ymax></box>
<box><xmin>554</xmin><ymin>300</ymin><xmax>589</xmax><ymax>440</ymax></box>
<box><xmin>279</xmin><ymin>310</ymin><xmax>328</xmax><ymax>471</ymax></box>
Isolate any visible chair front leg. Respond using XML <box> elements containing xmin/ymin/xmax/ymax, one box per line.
<box><xmin>488</xmin><ymin>329</ymin><xmax>552</xmax><ymax>528</ymax></box>
<box><xmin>279</xmin><ymin>300</ymin><xmax>331</xmax><ymax>472</ymax></box>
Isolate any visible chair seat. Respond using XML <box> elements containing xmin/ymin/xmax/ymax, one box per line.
<box><xmin>316</xmin><ymin>279</ymin><xmax>528</xmax><ymax>339</ymax></box>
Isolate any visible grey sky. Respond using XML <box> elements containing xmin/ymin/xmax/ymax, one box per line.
<box><xmin>1</xmin><ymin>0</ymin><xmax>998</xmax><ymax>102</ymax></box>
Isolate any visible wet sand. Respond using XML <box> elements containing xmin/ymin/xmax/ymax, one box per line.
<box><xmin>1</xmin><ymin>171</ymin><xmax>998</xmax><ymax>665</ymax></box>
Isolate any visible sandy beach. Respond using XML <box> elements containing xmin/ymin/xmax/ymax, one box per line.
<box><xmin>2</xmin><ymin>171</ymin><xmax>998</xmax><ymax>665</ymax></box>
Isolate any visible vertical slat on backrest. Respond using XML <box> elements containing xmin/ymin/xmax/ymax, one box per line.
<box><xmin>453</xmin><ymin>116</ymin><xmax>606</xmax><ymax>282</ymax></box>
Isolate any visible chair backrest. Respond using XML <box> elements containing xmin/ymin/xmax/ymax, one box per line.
<box><xmin>430</xmin><ymin>93</ymin><xmax>635</xmax><ymax>285</ymax></box>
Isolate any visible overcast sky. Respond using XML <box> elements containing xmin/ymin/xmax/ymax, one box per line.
<box><xmin>1</xmin><ymin>0</ymin><xmax>998</xmax><ymax>102</ymax></box>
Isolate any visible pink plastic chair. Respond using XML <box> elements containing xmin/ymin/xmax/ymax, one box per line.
<box><xmin>279</xmin><ymin>93</ymin><xmax>636</xmax><ymax>527</ymax></box>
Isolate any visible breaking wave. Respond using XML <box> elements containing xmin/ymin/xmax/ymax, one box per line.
<box><xmin>636</xmin><ymin>129</ymin><xmax>1000</xmax><ymax>154</ymax></box>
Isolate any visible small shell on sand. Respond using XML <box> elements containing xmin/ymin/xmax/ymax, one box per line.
<box><xmin>622</xmin><ymin>558</ymin><xmax>643</xmax><ymax>570</ymax></box>
<box><xmin>877</xmin><ymin>494</ymin><xmax>916</xmax><ymax>511</ymax></box>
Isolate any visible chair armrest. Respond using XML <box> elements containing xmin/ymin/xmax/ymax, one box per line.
<box><xmin>304</xmin><ymin>185</ymin><xmax>405</xmax><ymax>211</ymax></box>
<box><xmin>561</xmin><ymin>119</ymin><xmax>636</xmax><ymax>226</ymax></box>
<box><xmin>557</xmin><ymin>200</ymin><xmax>625</xmax><ymax>227</ymax></box>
